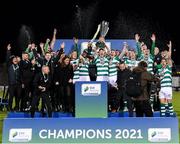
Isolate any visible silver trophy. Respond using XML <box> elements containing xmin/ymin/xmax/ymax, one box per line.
<box><xmin>100</xmin><ymin>20</ymin><xmax>109</xmax><ymax>37</ymax></box>
<box><xmin>90</xmin><ymin>21</ymin><xmax>109</xmax><ymax>43</ymax></box>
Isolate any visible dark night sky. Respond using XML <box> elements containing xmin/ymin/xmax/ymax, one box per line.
<box><xmin>0</xmin><ymin>0</ymin><xmax>179</xmax><ymax>64</ymax></box>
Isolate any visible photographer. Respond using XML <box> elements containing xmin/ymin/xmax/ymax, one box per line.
<box><xmin>133</xmin><ymin>61</ymin><xmax>159</xmax><ymax>117</ymax></box>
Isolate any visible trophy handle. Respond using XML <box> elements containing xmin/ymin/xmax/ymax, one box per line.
<box><xmin>90</xmin><ymin>24</ymin><xmax>101</xmax><ymax>43</ymax></box>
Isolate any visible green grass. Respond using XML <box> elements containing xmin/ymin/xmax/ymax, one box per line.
<box><xmin>0</xmin><ymin>91</ymin><xmax>180</xmax><ymax>143</ymax></box>
<box><xmin>172</xmin><ymin>91</ymin><xmax>180</xmax><ymax>142</ymax></box>
<box><xmin>0</xmin><ymin>91</ymin><xmax>5</xmax><ymax>143</ymax></box>
<box><xmin>0</xmin><ymin>111</ymin><xmax>6</xmax><ymax>143</ymax></box>
<box><xmin>173</xmin><ymin>91</ymin><xmax>180</xmax><ymax>115</ymax></box>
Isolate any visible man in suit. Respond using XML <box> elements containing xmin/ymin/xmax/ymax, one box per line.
<box><xmin>31</xmin><ymin>65</ymin><xmax>52</xmax><ymax>118</ymax></box>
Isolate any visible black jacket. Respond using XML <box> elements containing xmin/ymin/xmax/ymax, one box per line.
<box><xmin>54</xmin><ymin>63</ymin><xmax>73</xmax><ymax>86</ymax></box>
<box><xmin>32</xmin><ymin>48</ymin><xmax>63</xmax><ymax>76</ymax></box>
<box><xmin>20</xmin><ymin>60</ymin><xmax>33</xmax><ymax>84</ymax></box>
<box><xmin>6</xmin><ymin>50</ymin><xmax>21</xmax><ymax>85</ymax></box>
<box><xmin>33</xmin><ymin>72</ymin><xmax>52</xmax><ymax>93</ymax></box>
<box><xmin>8</xmin><ymin>64</ymin><xmax>21</xmax><ymax>85</ymax></box>
<box><xmin>133</xmin><ymin>66</ymin><xmax>158</xmax><ymax>101</ymax></box>
<box><xmin>117</xmin><ymin>68</ymin><xmax>131</xmax><ymax>89</ymax></box>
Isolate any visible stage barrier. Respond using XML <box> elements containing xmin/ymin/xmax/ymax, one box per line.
<box><xmin>2</xmin><ymin>117</ymin><xmax>179</xmax><ymax>143</ymax></box>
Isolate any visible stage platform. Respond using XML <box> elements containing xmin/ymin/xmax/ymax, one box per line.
<box><xmin>7</xmin><ymin>111</ymin><xmax>173</xmax><ymax>118</ymax></box>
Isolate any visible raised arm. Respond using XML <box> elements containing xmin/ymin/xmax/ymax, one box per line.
<box><xmin>53</xmin><ymin>42</ymin><xmax>65</xmax><ymax>64</ymax></box>
<box><xmin>167</xmin><ymin>41</ymin><xmax>172</xmax><ymax>58</ymax></box>
<box><xmin>50</xmin><ymin>28</ymin><xmax>57</xmax><ymax>50</ymax></box>
<box><xmin>40</xmin><ymin>42</ymin><xmax>45</xmax><ymax>56</ymax></box>
<box><xmin>31</xmin><ymin>44</ymin><xmax>43</xmax><ymax>65</ymax></box>
<box><xmin>44</xmin><ymin>38</ymin><xmax>50</xmax><ymax>53</ymax></box>
<box><xmin>72</xmin><ymin>37</ymin><xmax>80</xmax><ymax>57</ymax></box>
<box><xmin>119</xmin><ymin>43</ymin><xmax>128</xmax><ymax>60</ymax></box>
<box><xmin>6</xmin><ymin>44</ymin><xmax>12</xmax><ymax>67</ymax></box>
<box><xmin>150</xmin><ymin>33</ymin><xmax>156</xmax><ymax>57</ymax></box>
<box><xmin>25</xmin><ymin>43</ymin><xmax>31</xmax><ymax>52</ymax></box>
<box><xmin>167</xmin><ymin>41</ymin><xmax>173</xmax><ymax>67</ymax></box>
<box><xmin>135</xmin><ymin>34</ymin><xmax>141</xmax><ymax>59</ymax></box>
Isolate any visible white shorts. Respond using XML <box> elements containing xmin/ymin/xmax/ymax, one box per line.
<box><xmin>109</xmin><ymin>75</ymin><xmax>117</xmax><ymax>87</ymax></box>
<box><xmin>79</xmin><ymin>76</ymin><xmax>90</xmax><ymax>81</ymax></box>
<box><xmin>96</xmin><ymin>76</ymin><xmax>109</xmax><ymax>82</ymax></box>
<box><xmin>73</xmin><ymin>79</ymin><xmax>79</xmax><ymax>84</ymax></box>
<box><xmin>159</xmin><ymin>87</ymin><xmax>172</xmax><ymax>100</ymax></box>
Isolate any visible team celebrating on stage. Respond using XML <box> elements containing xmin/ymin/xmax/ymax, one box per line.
<box><xmin>6</xmin><ymin>27</ymin><xmax>174</xmax><ymax>117</ymax></box>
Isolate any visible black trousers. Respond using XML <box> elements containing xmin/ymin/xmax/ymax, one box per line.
<box><xmin>59</xmin><ymin>85</ymin><xmax>73</xmax><ymax>112</ymax></box>
<box><xmin>21</xmin><ymin>82</ymin><xmax>31</xmax><ymax>110</ymax></box>
<box><xmin>108</xmin><ymin>86</ymin><xmax>118</xmax><ymax>111</ymax></box>
<box><xmin>54</xmin><ymin>85</ymin><xmax>63</xmax><ymax>111</ymax></box>
<box><xmin>8</xmin><ymin>84</ymin><xmax>21</xmax><ymax>111</ymax></box>
<box><xmin>134</xmin><ymin>100</ymin><xmax>153</xmax><ymax>117</ymax></box>
<box><xmin>118</xmin><ymin>88</ymin><xmax>134</xmax><ymax>117</ymax></box>
<box><xmin>31</xmin><ymin>91</ymin><xmax>52</xmax><ymax>118</ymax></box>
<box><xmin>50</xmin><ymin>87</ymin><xmax>56</xmax><ymax>111</ymax></box>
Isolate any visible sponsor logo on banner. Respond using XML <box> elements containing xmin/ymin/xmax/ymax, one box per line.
<box><xmin>148</xmin><ymin>128</ymin><xmax>171</xmax><ymax>142</ymax></box>
<box><xmin>9</xmin><ymin>128</ymin><xmax>32</xmax><ymax>142</ymax></box>
<box><xmin>81</xmin><ymin>84</ymin><xmax>101</xmax><ymax>96</ymax></box>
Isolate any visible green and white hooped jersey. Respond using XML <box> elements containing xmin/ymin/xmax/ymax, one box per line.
<box><xmin>147</xmin><ymin>58</ymin><xmax>154</xmax><ymax>74</ymax></box>
<box><xmin>70</xmin><ymin>59</ymin><xmax>79</xmax><ymax>81</ymax></box>
<box><xmin>79</xmin><ymin>58</ymin><xmax>89</xmax><ymax>76</ymax></box>
<box><xmin>125</xmin><ymin>59</ymin><xmax>139</xmax><ymax>70</ymax></box>
<box><xmin>95</xmin><ymin>57</ymin><xmax>109</xmax><ymax>76</ymax></box>
<box><xmin>141</xmin><ymin>57</ymin><xmax>154</xmax><ymax>74</ymax></box>
<box><xmin>123</xmin><ymin>56</ymin><xmax>129</xmax><ymax>62</ymax></box>
<box><xmin>158</xmin><ymin>65</ymin><xmax>172</xmax><ymax>87</ymax></box>
<box><xmin>109</xmin><ymin>56</ymin><xmax>119</xmax><ymax>77</ymax></box>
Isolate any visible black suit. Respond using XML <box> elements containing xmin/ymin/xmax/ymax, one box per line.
<box><xmin>54</xmin><ymin>64</ymin><xmax>74</xmax><ymax>112</ymax></box>
<box><xmin>8</xmin><ymin>64</ymin><xmax>22</xmax><ymax>111</ymax></box>
<box><xmin>117</xmin><ymin>68</ymin><xmax>134</xmax><ymax>116</ymax></box>
<box><xmin>20</xmin><ymin>60</ymin><xmax>33</xmax><ymax>110</ymax></box>
<box><xmin>32</xmin><ymin>48</ymin><xmax>64</xmax><ymax>111</ymax></box>
<box><xmin>6</xmin><ymin>50</ymin><xmax>21</xmax><ymax>111</ymax></box>
<box><xmin>31</xmin><ymin>72</ymin><xmax>52</xmax><ymax>118</ymax></box>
